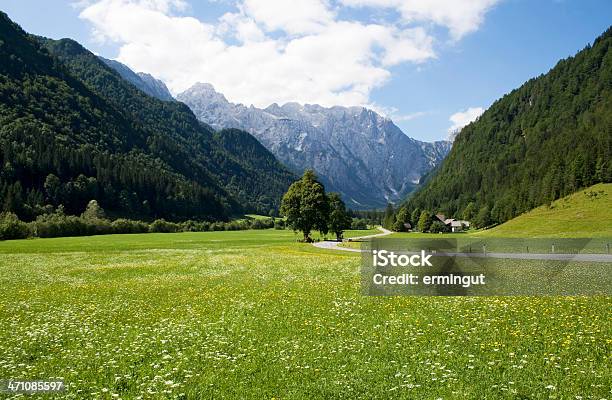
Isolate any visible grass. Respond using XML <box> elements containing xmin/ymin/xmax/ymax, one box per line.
<box><xmin>477</xmin><ymin>183</ymin><xmax>612</xmax><ymax>238</ymax></box>
<box><xmin>242</xmin><ymin>214</ymin><xmax>280</xmax><ymax>221</ymax></box>
<box><xmin>0</xmin><ymin>229</ymin><xmax>610</xmax><ymax>399</ymax></box>
<box><xmin>339</xmin><ymin>183</ymin><xmax>612</xmax><ymax>252</ymax></box>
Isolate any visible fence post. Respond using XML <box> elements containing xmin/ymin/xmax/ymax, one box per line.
<box><xmin>483</xmin><ymin>244</ymin><xmax>487</xmax><ymax>257</ymax></box>
<box><xmin>551</xmin><ymin>243</ymin><xmax>555</xmax><ymax>254</ymax></box>
<box><xmin>607</xmin><ymin>243</ymin><xmax>610</xmax><ymax>254</ymax></box>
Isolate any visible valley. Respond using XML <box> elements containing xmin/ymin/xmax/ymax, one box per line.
<box><xmin>0</xmin><ymin>6</ymin><xmax>610</xmax><ymax>400</ymax></box>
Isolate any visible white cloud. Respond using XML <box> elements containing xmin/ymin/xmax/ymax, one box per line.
<box><xmin>447</xmin><ymin>106</ymin><xmax>484</xmax><ymax>139</ymax></box>
<box><xmin>394</xmin><ymin>111</ymin><xmax>428</xmax><ymax>122</ymax></box>
<box><xmin>241</xmin><ymin>0</ymin><xmax>334</xmax><ymax>35</ymax></box>
<box><xmin>368</xmin><ymin>103</ymin><xmax>428</xmax><ymax>122</ymax></box>
<box><xmin>77</xmin><ymin>0</ymin><xmax>493</xmax><ymax>108</ymax></box>
<box><xmin>339</xmin><ymin>0</ymin><xmax>500</xmax><ymax>40</ymax></box>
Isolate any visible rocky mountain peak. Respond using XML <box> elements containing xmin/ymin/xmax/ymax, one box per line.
<box><xmin>180</xmin><ymin>82</ymin><xmax>229</xmax><ymax>104</ymax></box>
<box><xmin>177</xmin><ymin>82</ymin><xmax>451</xmax><ymax>208</ymax></box>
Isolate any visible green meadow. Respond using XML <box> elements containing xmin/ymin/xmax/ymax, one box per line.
<box><xmin>477</xmin><ymin>183</ymin><xmax>612</xmax><ymax>238</ymax></box>
<box><xmin>0</xmin><ymin>229</ymin><xmax>610</xmax><ymax>399</ymax></box>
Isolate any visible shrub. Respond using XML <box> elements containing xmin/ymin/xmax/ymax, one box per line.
<box><xmin>251</xmin><ymin>218</ymin><xmax>274</xmax><ymax>230</ymax></box>
<box><xmin>32</xmin><ymin>213</ymin><xmax>113</xmax><ymax>238</ymax></box>
<box><xmin>149</xmin><ymin>219</ymin><xmax>180</xmax><ymax>233</ymax></box>
<box><xmin>0</xmin><ymin>212</ymin><xmax>30</xmax><ymax>240</ymax></box>
<box><xmin>211</xmin><ymin>222</ymin><xmax>225</xmax><ymax>231</ymax></box>
<box><xmin>112</xmin><ymin>219</ymin><xmax>149</xmax><ymax>234</ymax></box>
<box><xmin>179</xmin><ymin>220</ymin><xmax>200</xmax><ymax>232</ymax></box>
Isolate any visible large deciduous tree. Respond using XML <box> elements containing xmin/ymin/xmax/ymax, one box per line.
<box><xmin>280</xmin><ymin>170</ymin><xmax>329</xmax><ymax>242</ymax></box>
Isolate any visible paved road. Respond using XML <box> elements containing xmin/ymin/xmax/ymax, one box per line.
<box><xmin>312</xmin><ymin>227</ymin><xmax>392</xmax><ymax>252</ymax></box>
<box><xmin>313</xmin><ymin>229</ymin><xmax>612</xmax><ymax>263</ymax></box>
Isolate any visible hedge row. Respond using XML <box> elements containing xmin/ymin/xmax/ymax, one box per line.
<box><xmin>0</xmin><ymin>212</ymin><xmax>282</xmax><ymax>240</ymax></box>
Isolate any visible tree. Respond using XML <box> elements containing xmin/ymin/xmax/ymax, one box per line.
<box><xmin>44</xmin><ymin>174</ymin><xmax>61</xmax><ymax>204</ymax></box>
<box><xmin>393</xmin><ymin>207</ymin><xmax>410</xmax><ymax>232</ymax></box>
<box><xmin>429</xmin><ymin>220</ymin><xmax>449</xmax><ymax>233</ymax></box>
<box><xmin>280</xmin><ymin>170</ymin><xmax>329</xmax><ymax>242</ymax></box>
<box><xmin>410</xmin><ymin>207</ymin><xmax>421</xmax><ymax>227</ymax></box>
<box><xmin>328</xmin><ymin>192</ymin><xmax>352</xmax><ymax>240</ymax></box>
<box><xmin>81</xmin><ymin>200</ymin><xmax>106</xmax><ymax>220</ymax></box>
<box><xmin>462</xmin><ymin>202</ymin><xmax>476</xmax><ymax>221</ymax></box>
<box><xmin>417</xmin><ymin>210</ymin><xmax>433</xmax><ymax>232</ymax></box>
<box><xmin>383</xmin><ymin>203</ymin><xmax>395</xmax><ymax>230</ymax></box>
<box><xmin>475</xmin><ymin>205</ymin><xmax>491</xmax><ymax>228</ymax></box>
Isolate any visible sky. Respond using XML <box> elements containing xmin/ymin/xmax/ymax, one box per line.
<box><xmin>1</xmin><ymin>0</ymin><xmax>610</xmax><ymax>142</ymax></box>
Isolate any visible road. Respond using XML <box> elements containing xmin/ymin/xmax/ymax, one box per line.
<box><xmin>313</xmin><ymin>228</ymin><xmax>612</xmax><ymax>262</ymax></box>
<box><xmin>312</xmin><ymin>227</ymin><xmax>392</xmax><ymax>252</ymax></box>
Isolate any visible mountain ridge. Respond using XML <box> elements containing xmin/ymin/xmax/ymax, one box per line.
<box><xmin>177</xmin><ymin>83</ymin><xmax>451</xmax><ymax>208</ymax></box>
<box><xmin>99</xmin><ymin>56</ymin><xmax>174</xmax><ymax>101</ymax></box>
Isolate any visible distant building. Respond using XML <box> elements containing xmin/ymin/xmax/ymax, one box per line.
<box><xmin>450</xmin><ymin>220</ymin><xmax>463</xmax><ymax>233</ymax></box>
<box><xmin>434</xmin><ymin>215</ymin><xmax>470</xmax><ymax>232</ymax></box>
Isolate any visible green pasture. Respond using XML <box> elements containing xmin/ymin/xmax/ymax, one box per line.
<box><xmin>0</xmin><ymin>229</ymin><xmax>610</xmax><ymax>399</ymax></box>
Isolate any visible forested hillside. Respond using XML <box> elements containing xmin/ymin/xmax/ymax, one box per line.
<box><xmin>0</xmin><ymin>12</ymin><xmax>294</xmax><ymax>221</ymax></box>
<box><xmin>403</xmin><ymin>27</ymin><xmax>612</xmax><ymax>226</ymax></box>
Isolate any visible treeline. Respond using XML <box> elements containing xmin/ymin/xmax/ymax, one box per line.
<box><xmin>348</xmin><ymin>209</ymin><xmax>385</xmax><ymax>227</ymax></box>
<box><xmin>0</xmin><ymin>201</ymin><xmax>283</xmax><ymax>240</ymax></box>
<box><xmin>403</xmin><ymin>26</ymin><xmax>612</xmax><ymax>226</ymax></box>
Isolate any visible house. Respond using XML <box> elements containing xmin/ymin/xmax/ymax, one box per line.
<box><xmin>434</xmin><ymin>214</ymin><xmax>471</xmax><ymax>232</ymax></box>
<box><xmin>435</xmin><ymin>214</ymin><xmax>447</xmax><ymax>223</ymax></box>
<box><xmin>450</xmin><ymin>220</ymin><xmax>463</xmax><ymax>233</ymax></box>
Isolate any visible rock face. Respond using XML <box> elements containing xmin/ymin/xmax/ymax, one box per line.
<box><xmin>136</xmin><ymin>72</ymin><xmax>174</xmax><ymax>101</ymax></box>
<box><xmin>178</xmin><ymin>83</ymin><xmax>451</xmax><ymax>208</ymax></box>
<box><xmin>99</xmin><ymin>57</ymin><xmax>174</xmax><ymax>101</ymax></box>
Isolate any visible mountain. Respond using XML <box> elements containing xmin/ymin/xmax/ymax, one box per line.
<box><xmin>177</xmin><ymin>83</ymin><xmax>451</xmax><ymax>209</ymax></box>
<box><xmin>137</xmin><ymin>72</ymin><xmax>173</xmax><ymax>101</ymax></box>
<box><xmin>403</xmin><ymin>27</ymin><xmax>612</xmax><ymax>225</ymax></box>
<box><xmin>0</xmin><ymin>12</ymin><xmax>294</xmax><ymax>221</ymax></box>
<box><xmin>99</xmin><ymin>57</ymin><xmax>173</xmax><ymax>101</ymax></box>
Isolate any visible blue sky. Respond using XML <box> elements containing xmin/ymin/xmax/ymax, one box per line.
<box><xmin>1</xmin><ymin>0</ymin><xmax>610</xmax><ymax>142</ymax></box>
